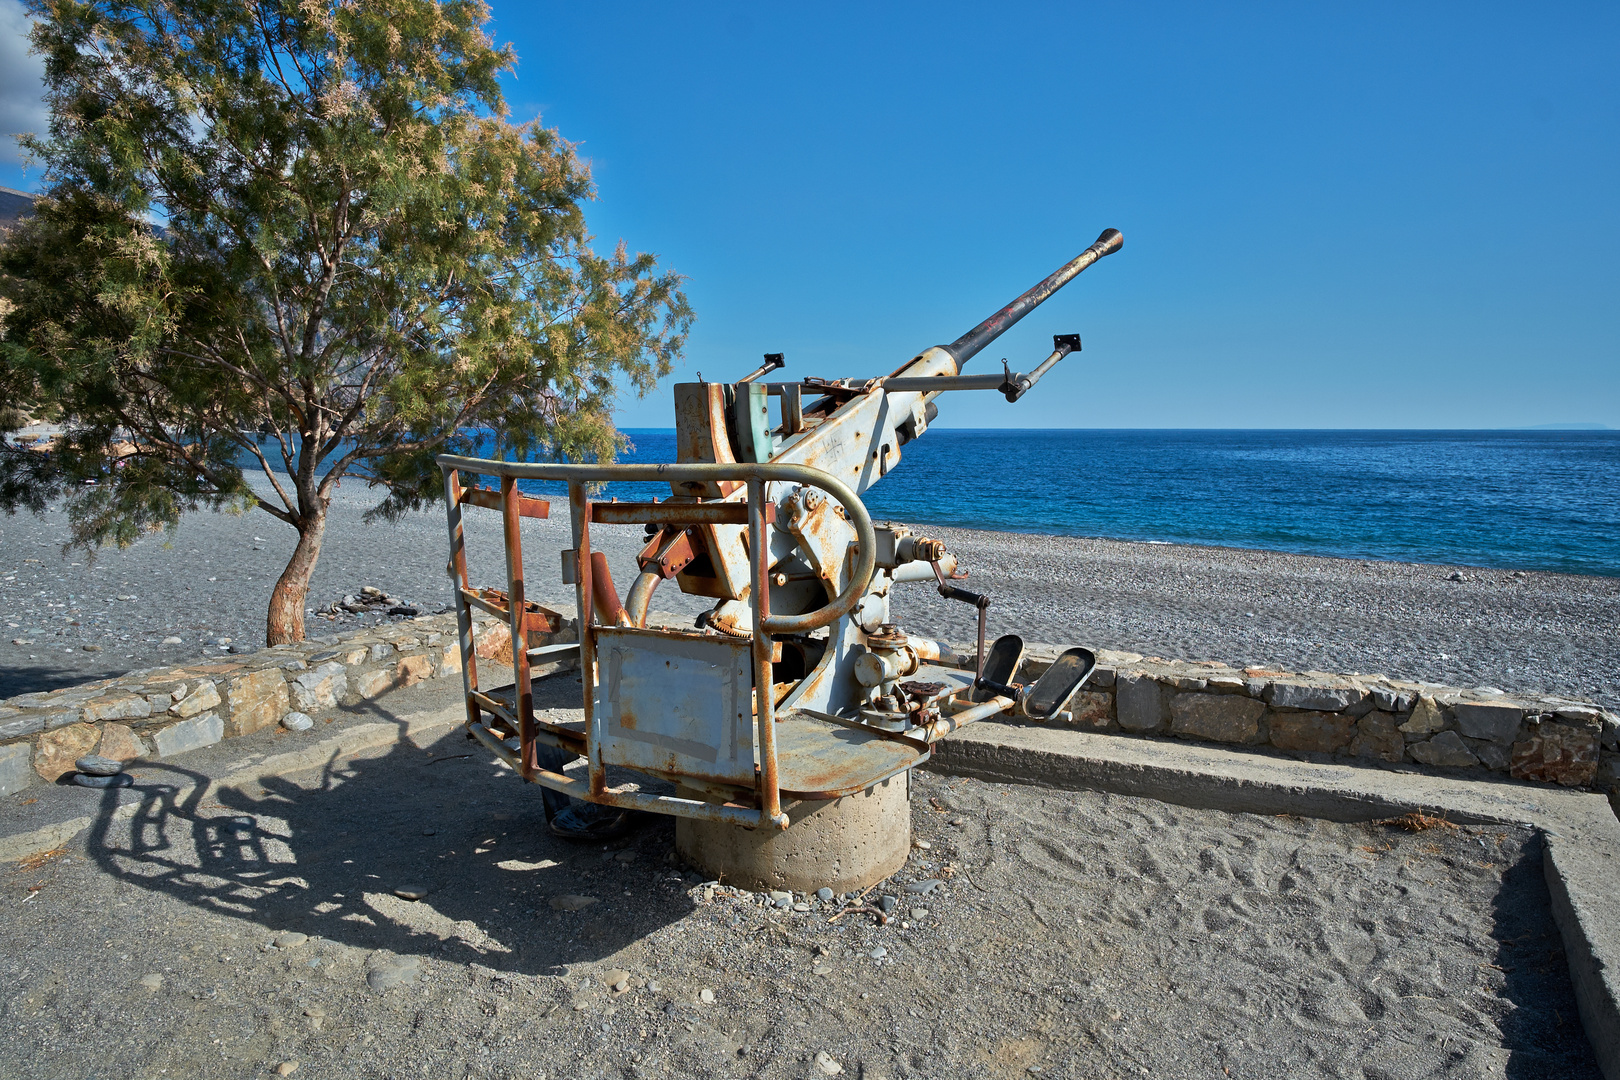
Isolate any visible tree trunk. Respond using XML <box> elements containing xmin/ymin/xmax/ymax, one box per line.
<box><xmin>267</xmin><ymin>510</ymin><xmax>326</xmax><ymax>645</ymax></box>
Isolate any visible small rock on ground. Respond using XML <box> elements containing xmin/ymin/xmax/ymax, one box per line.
<box><xmin>72</xmin><ymin>772</ymin><xmax>134</xmax><ymax>788</ymax></box>
<box><xmin>550</xmin><ymin>894</ymin><xmax>598</xmax><ymax>911</ymax></box>
<box><xmin>366</xmin><ymin>954</ymin><xmax>422</xmax><ymax>992</ymax></box>
<box><xmin>74</xmin><ymin>754</ymin><xmax>125</xmax><ymax>776</ymax></box>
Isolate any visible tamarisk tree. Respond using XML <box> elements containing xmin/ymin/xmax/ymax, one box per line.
<box><xmin>0</xmin><ymin>0</ymin><xmax>691</xmax><ymax>644</ymax></box>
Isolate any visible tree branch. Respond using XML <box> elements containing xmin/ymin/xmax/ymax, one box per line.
<box><xmin>228</xmin><ymin>429</ymin><xmax>298</xmax><ymax>517</ymax></box>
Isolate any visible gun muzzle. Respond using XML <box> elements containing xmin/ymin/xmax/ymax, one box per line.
<box><xmin>944</xmin><ymin>229</ymin><xmax>1122</xmax><ymax>368</ymax></box>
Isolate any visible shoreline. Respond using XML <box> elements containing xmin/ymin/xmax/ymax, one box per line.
<box><xmin>3</xmin><ymin>483</ymin><xmax>1617</xmax><ymax>706</ymax></box>
<box><xmin>886</xmin><ymin>517</ymin><xmax>1620</xmax><ymax>581</ymax></box>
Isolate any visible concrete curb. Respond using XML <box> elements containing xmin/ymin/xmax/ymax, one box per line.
<box><xmin>0</xmin><ymin>706</ymin><xmax>463</xmax><ymax>864</ymax></box>
<box><xmin>930</xmin><ymin>721</ymin><xmax>1600</xmax><ymax>825</ymax></box>
<box><xmin>0</xmin><ymin>816</ymin><xmax>98</xmax><ymax>864</ymax></box>
<box><xmin>930</xmin><ymin>722</ymin><xmax>1620</xmax><ymax>1080</ymax></box>
<box><xmin>1544</xmin><ymin>833</ymin><xmax>1620</xmax><ymax>1080</ymax></box>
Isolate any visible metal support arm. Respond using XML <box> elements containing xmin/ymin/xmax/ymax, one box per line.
<box><xmin>882</xmin><ymin>333</ymin><xmax>1081</xmax><ymax>401</ymax></box>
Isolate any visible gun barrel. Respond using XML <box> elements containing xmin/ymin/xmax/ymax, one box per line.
<box><xmin>944</xmin><ymin>229</ymin><xmax>1122</xmax><ymax>368</ymax></box>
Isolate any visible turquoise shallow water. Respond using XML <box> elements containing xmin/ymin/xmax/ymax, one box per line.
<box><xmin>510</xmin><ymin>429</ymin><xmax>1620</xmax><ymax>578</ymax></box>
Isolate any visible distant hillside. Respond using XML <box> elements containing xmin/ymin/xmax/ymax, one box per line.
<box><xmin>0</xmin><ymin>187</ymin><xmax>174</xmax><ymax>241</ymax></box>
<box><xmin>0</xmin><ymin>186</ymin><xmax>36</xmax><ymax>231</ymax></box>
<box><xmin>1523</xmin><ymin>423</ymin><xmax>1611</xmax><ymax>431</ymax></box>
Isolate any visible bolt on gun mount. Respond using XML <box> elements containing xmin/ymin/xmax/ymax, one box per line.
<box><xmin>436</xmin><ymin>229</ymin><xmax>1122</xmax><ymax>834</ymax></box>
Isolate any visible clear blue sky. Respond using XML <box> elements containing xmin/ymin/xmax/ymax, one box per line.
<box><xmin>4</xmin><ymin>1</ymin><xmax>1617</xmax><ymax>429</ymax></box>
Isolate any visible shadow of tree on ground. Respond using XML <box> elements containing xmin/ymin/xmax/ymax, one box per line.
<box><xmin>83</xmin><ymin>677</ymin><xmax>696</xmax><ymax>976</ymax></box>
<box><xmin>1</xmin><ymin>661</ymin><xmax>135</xmax><ymax>698</ymax></box>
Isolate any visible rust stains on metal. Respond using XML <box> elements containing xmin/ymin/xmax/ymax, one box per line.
<box><xmin>592</xmin><ymin>501</ymin><xmax>772</xmax><ymax>527</ymax></box>
<box><xmin>671</xmin><ymin>382</ymin><xmax>742</xmax><ymax>497</ymax></box>
<box><xmin>442</xmin><ymin>468</ymin><xmax>482</xmax><ymax>733</ymax></box>
<box><xmin>783</xmin><ymin>487</ymin><xmax>853</xmax><ymax>590</ymax></box>
<box><xmin>589</xmin><ymin>551</ymin><xmax>629</xmax><ymax>627</ymax></box>
<box><xmin>636</xmin><ymin>529</ymin><xmax>697</xmax><ymax>580</ymax></box>
<box><xmin>465</xmin><ymin>721</ymin><xmax>769</xmax><ymax>829</ymax></box>
<box><xmin>624</xmin><ymin>570</ymin><xmax>664</xmax><ymax>628</ymax></box>
<box><xmin>457</xmin><ymin>484</ymin><xmax>550</xmax><ymax>518</ymax></box>
<box><xmin>770</xmin><ymin>711</ymin><xmax>927</xmax><ymax>800</ymax></box>
<box><xmin>500</xmin><ymin>475</ymin><xmax>537</xmax><ymax>782</ymax></box>
<box><xmin>467</xmin><ymin>586</ymin><xmax>561</xmax><ymax>631</ymax></box>
<box><xmin>747</xmin><ymin>477</ymin><xmax>786</xmax><ymax>828</ymax></box>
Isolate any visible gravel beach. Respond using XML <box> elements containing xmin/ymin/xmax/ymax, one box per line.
<box><xmin>4</xmin><ymin>479</ymin><xmax>1616</xmax><ymax>706</ymax></box>
<box><xmin>894</xmin><ymin>526</ymin><xmax>1620</xmax><ymax>710</ymax></box>
<box><xmin>0</xmin><ymin>678</ymin><xmax>1599</xmax><ymax>1079</ymax></box>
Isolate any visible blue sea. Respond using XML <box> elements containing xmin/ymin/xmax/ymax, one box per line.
<box><xmin>510</xmin><ymin>429</ymin><xmax>1620</xmax><ymax>578</ymax></box>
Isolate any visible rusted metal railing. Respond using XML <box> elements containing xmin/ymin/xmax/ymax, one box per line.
<box><xmin>438</xmin><ymin>455</ymin><xmax>877</xmax><ymax>830</ymax></box>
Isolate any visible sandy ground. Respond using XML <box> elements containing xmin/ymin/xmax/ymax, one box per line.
<box><xmin>0</xmin><ymin>666</ymin><xmax>1601</xmax><ymax>1079</ymax></box>
<box><xmin>4</xmin><ymin>479</ymin><xmax>1617</xmax><ymax>706</ymax></box>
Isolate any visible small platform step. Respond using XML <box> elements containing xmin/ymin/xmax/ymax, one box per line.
<box><xmin>773</xmin><ymin>710</ymin><xmax>929</xmax><ymax>800</ymax></box>
<box><xmin>474</xmin><ymin>689</ymin><xmax>929</xmax><ymax>802</ymax></box>
<box><xmin>477</xmin><ymin>684</ymin><xmax>587</xmax><ymax>755</ymax></box>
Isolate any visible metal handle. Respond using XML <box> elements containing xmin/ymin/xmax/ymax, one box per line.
<box><xmin>740</xmin><ymin>352</ymin><xmax>786</xmax><ymax>383</ymax></box>
<box><xmin>1004</xmin><ymin>333</ymin><xmax>1081</xmax><ymax>402</ymax></box>
<box><xmin>974</xmin><ymin>676</ymin><xmax>1021</xmax><ymax>699</ymax></box>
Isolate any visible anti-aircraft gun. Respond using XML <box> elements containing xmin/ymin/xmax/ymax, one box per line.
<box><xmin>436</xmin><ymin>228</ymin><xmax>1123</xmax><ymax>891</ymax></box>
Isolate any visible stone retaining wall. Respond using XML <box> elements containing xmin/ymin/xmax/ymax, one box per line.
<box><xmin>1006</xmin><ymin>645</ymin><xmax>1620</xmax><ymax>800</ymax></box>
<box><xmin>3</xmin><ymin>616</ymin><xmax>1616</xmax><ymax>807</ymax></box>
<box><xmin>0</xmin><ymin>611</ymin><xmax>556</xmax><ymax>797</ymax></box>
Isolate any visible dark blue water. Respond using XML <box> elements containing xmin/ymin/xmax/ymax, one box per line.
<box><xmin>511</xmin><ymin>429</ymin><xmax>1620</xmax><ymax>578</ymax></box>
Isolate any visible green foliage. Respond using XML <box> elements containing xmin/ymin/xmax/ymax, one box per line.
<box><xmin>0</xmin><ymin>0</ymin><xmax>691</xmax><ymax>568</ymax></box>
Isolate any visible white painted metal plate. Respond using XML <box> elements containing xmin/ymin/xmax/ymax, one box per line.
<box><xmin>593</xmin><ymin>627</ymin><xmax>757</xmax><ymax>786</ymax></box>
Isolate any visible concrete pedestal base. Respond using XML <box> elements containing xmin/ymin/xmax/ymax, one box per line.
<box><xmin>675</xmin><ymin>773</ymin><xmax>911</xmax><ymax>894</ymax></box>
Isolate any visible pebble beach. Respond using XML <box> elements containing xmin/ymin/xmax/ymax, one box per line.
<box><xmin>3</xmin><ymin>479</ymin><xmax>1617</xmax><ymax>707</ymax></box>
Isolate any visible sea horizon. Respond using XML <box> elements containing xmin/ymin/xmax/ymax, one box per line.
<box><xmin>578</xmin><ymin>428</ymin><xmax>1620</xmax><ymax>578</ymax></box>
